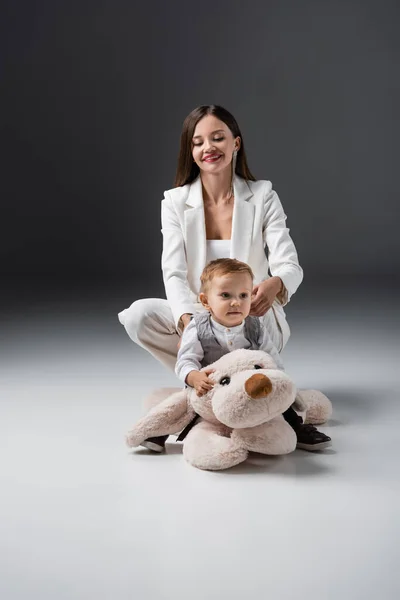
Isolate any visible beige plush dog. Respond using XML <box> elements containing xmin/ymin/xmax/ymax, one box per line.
<box><xmin>126</xmin><ymin>349</ymin><xmax>332</xmax><ymax>471</ymax></box>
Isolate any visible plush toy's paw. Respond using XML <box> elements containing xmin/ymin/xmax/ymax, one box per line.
<box><xmin>126</xmin><ymin>428</ymin><xmax>144</xmax><ymax>448</ymax></box>
<box><xmin>126</xmin><ymin>389</ymin><xmax>195</xmax><ymax>450</ymax></box>
<box><xmin>300</xmin><ymin>389</ymin><xmax>333</xmax><ymax>425</ymax></box>
<box><xmin>232</xmin><ymin>416</ymin><xmax>297</xmax><ymax>455</ymax></box>
<box><xmin>183</xmin><ymin>421</ymin><xmax>248</xmax><ymax>471</ymax></box>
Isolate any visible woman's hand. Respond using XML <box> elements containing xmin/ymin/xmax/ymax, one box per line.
<box><xmin>186</xmin><ymin>369</ymin><xmax>215</xmax><ymax>396</ymax></box>
<box><xmin>250</xmin><ymin>277</ymin><xmax>283</xmax><ymax>317</ymax></box>
<box><xmin>177</xmin><ymin>313</ymin><xmax>193</xmax><ymax>350</ymax></box>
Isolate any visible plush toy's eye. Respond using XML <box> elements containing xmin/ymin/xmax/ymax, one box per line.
<box><xmin>254</xmin><ymin>364</ymin><xmax>263</xmax><ymax>370</ymax></box>
<box><xmin>220</xmin><ymin>376</ymin><xmax>231</xmax><ymax>386</ymax></box>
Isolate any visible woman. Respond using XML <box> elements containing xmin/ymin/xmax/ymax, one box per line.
<box><xmin>119</xmin><ymin>104</ymin><xmax>302</xmax><ymax>358</ymax></box>
<box><xmin>119</xmin><ymin>105</ymin><xmax>329</xmax><ymax>451</ymax></box>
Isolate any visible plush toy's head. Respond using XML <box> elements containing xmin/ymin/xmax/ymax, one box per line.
<box><xmin>190</xmin><ymin>349</ymin><xmax>296</xmax><ymax>429</ymax></box>
<box><xmin>126</xmin><ymin>349</ymin><xmax>298</xmax><ymax>450</ymax></box>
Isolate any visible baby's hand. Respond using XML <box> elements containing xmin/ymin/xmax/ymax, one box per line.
<box><xmin>186</xmin><ymin>369</ymin><xmax>215</xmax><ymax>397</ymax></box>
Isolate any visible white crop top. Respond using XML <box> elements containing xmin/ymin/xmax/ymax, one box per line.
<box><xmin>206</xmin><ymin>240</ymin><xmax>231</xmax><ymax>263</ymax></box>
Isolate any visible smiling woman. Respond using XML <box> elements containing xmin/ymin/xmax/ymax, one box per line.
<box><xmin>118</xmin><ymin>104</ymin><xmax>332</xmax><ymax>453</ymax></box>
<box><xmin>118</xmin><ymin>104</ymin><xmax>303</xmax><ymax>368</ymax></box>
<box><xmin>175</xmin><ymin>105</ymin><xmax>255</xmax><ymax>190</ymax></box>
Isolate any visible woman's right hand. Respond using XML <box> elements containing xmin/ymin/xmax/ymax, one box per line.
<box><xmin>177</xmin><ymin>313</ymin><xmax>193</xmax><ymax>350</ymax></box>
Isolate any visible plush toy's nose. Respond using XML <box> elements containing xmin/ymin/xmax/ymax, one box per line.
<box><xmin>245</xmin><ymin>373</ymin><xmax>273</xmax><ymax>399</ymax></box>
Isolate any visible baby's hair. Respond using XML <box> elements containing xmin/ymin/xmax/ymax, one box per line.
<box><xmin>200</xmin><ymin>258</ymin><xmax>254</xmax><ymax>293</ymax></box>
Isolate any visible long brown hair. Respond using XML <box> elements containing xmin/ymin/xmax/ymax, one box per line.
<box><xmin>174</xmin><ymin>105</ymin><xmax>256</xmax><ymax>187</ymax></box>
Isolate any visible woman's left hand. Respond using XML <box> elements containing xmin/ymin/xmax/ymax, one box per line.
<box><xmin>250</xmin><ymin>277</ymin><xmax>283</xmax><ymax>317</ymax></box>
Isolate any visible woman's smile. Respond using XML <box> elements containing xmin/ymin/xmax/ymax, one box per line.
<box><xmin>203</xmin><ymin>154</ymin><xmax>222</xmax><ymax>163</ymax></box>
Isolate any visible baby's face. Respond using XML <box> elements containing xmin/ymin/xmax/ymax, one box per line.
<box><xmin>203</xmin><ymin>272</ymin><xmax>253</xmax><ymax>327</ymax></box>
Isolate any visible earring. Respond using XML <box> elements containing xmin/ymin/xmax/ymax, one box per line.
<box><xmin>230</xmin><ymin>149</ymin><xmax>238</xmax><ymax>198</ymax></box>
<box><xmin>232</xmin><ymin>149</ymin><xmax>238</xmax><ymax>174</ymax></box>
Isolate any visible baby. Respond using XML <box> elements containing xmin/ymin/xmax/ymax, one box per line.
<box><xmin>145</xmin><ymin>258</ymin><xmax>331</xmax><ymax>452</ymax></box>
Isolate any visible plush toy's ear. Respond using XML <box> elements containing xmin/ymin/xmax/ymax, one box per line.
<box><xmin>126</xmin><ymin>389</ymin><xmax>195</xmax><ymax>448</ymax></box>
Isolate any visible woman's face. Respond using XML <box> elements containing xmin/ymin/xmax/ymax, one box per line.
<box><xmin>191</xmin><ymin>115</ymin><xmax>240</xmax><ymax>175</ymax></box>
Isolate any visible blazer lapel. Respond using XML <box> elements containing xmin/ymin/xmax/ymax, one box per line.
<box><xmin>184</xmin><ymin>175</ymin><xmax>254</xmax><ymax>292</ymax></box>
<box><xmin>230</xmin><ymin>175</ymin><xmax>254</xmax><ymax>263</ymax></box>
<box><xmin>184</xmin><ymin>176</ymin><xmax>206</xmax><ymax>292</ymax></box>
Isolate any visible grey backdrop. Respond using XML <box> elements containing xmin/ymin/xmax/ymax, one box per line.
<box><xmin>2</xmin><ymin>0</ymin><xmax>399</xmax><ymax>297</ymax></box>
<box><xmin>3</xmin><ymin>5</ymin><xmax>400</xmax><ymax>598</ymax></box>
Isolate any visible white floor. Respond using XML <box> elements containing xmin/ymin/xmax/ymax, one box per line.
<box><xmin>1</xmin><ymin>291</ymin><xmax>400</xmax><ymax>599</ymax></box>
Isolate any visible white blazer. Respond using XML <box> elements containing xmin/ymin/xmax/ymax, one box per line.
<box><xmin>161</xmin><ymin>174</ymin><xmax>303</xmax><ymax>344</ymax></box>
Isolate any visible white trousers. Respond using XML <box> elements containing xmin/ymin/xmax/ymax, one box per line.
<box><xmin>118</xmin><ymin>299</ymin><xmax>289</xmax><ymax>373</ymax></box>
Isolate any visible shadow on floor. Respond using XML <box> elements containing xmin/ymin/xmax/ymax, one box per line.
<box><xmin>323</xmin><ymin>386</ymin><xmax>396</xmax><ymax>425</ymax></box>
<box><xmin>131</xmin><ymin>444</ymin><xmax>337</xmax><ymax>477</ymax></box>
<box><xmin>217</xmin><ymin>451</ymin><xmax>337</xmax><ymax>477</ymax></box>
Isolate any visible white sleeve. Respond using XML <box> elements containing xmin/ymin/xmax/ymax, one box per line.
<box><xmin>161</xmin><ymin>195</ymin><xmax>196</xmax><ymax>327</ymax></box>
<box><xmin>174</xmin><ymin>319</ymin><xmax>205</xmax><ymax>383</ymax></box>
<box><xmin>258</xmin><ymin>324</ymin><xmax>285</xmax><ymax>370</ymax></box>
<box><xmin>262</xmin><ymin>182</ymin><xmax>304</xmax><ymax>305</ymax></box>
